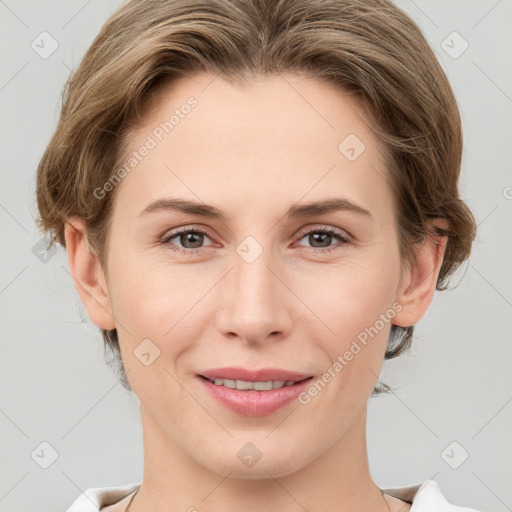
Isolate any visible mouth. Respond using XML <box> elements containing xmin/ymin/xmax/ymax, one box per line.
<box><xmin>195</xmin><ymin>368</ymin><xmax>315</xmax><ymax>416</ymax></box>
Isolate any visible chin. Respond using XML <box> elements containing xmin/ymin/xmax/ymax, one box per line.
<box><xmin>199</xmin><ymin>442</ymin><xmax>310</xmax><ymax>480</ymax></box>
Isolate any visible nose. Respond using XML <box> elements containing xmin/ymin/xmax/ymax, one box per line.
<box><xmin>215</xmin><ymin>244</ymin><xmax>293</xmax><ymax>346</ymax></box>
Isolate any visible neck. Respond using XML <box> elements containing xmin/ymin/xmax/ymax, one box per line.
<box><xmin>129</xmin><ymin>405</ymin><xmax>390</xmax><ymax>512</ymax></box>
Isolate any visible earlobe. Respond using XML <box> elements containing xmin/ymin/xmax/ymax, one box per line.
<box><xmin>64</xmin><ymin>217</ymin><xmax>116</xmax><ymax>330</ymax></box>
<box><xmin>392</xmin><ymin>219</ymin><xmax>449</xmax><ymax>328</ymax></box>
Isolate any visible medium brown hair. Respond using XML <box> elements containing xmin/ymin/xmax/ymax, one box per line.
<box><xmin>35</xmin><ymin>0</ymin><xmax>476</xmax><ymax>393</ymax></box>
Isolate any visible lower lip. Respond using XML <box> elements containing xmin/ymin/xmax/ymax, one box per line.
<box><xmin>197</xmin><ymin>376</ymin><xmax>314</xmax><ymax>417</ymax></box>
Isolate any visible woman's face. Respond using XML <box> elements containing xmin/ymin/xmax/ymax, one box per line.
<box><xmin>88</xmin><ymin>72</ymin><xmax>415</xmax><ymax>478</ymax></box>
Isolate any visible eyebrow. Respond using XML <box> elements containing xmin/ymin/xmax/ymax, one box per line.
<box><xmin>138</xmin><ymin>197</ymin><xmax>372</xmax><ymax>220</ymax></box>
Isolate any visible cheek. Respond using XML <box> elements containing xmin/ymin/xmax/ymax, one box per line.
<box><xmin>303</xmin><ymin>254</ymin><xmax>400</xmax><ymax>331</ymax></box>
<box><xmin>109</xmin><ymin>259</ymin><xmax>197</xmax><ymax>404</ymax></box>
<box><xmin>297</xmin><ymin>268</ymin><xmax>397</xmax><ymax>421</ymax></box>
<box><xmin>107</xmin><ymin>254</ymin><xmax>212</xmax><ymax>368</ymax></box>
<box><xmin>300</xmin><ymin>255</ymin><xmax>400</xmax><ymax>386</ymax></box>
<box><xmin>108</xmin><ymin>245</ymin><xmax>187</xmax><ymax>324</ymax></box>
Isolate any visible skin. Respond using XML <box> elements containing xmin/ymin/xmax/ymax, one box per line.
<box><xmin>65</xmin><ymin>72</ymin><xmax>447</xmax><ymax>512</ymax></box>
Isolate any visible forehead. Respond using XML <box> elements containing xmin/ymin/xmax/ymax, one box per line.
<box><xmin>115</xmin><ymin>72</ymin><xmax>391</xmax><ymax>217</ymax></box>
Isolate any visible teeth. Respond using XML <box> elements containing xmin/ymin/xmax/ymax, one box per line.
<box><xmin>211</xmin><ymin>378</ymin><xmax>296</xmax><ymax>390</ymax></box>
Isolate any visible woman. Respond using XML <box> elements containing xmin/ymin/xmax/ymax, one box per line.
<box><xmin>35</xmin><ymin>0</ymin><xmax>480</xmax><ymax>510</ymax></box>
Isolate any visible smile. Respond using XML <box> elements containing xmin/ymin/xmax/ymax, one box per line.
<box><xmin>196</xmin><ymin>370</ymin><xmax>314</xmax><ymax>416</ymax></box>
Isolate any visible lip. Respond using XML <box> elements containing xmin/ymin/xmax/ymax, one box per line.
<box><xmin>196</xmin><ymin>367</ymin><xmax>314</xmax><ymax>417</ymax></box>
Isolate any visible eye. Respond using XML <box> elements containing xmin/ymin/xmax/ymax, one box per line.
<box><xmin>159</xmin><ymin>227</ymin><xmax>214</xmax><ymax>254</ymax></box>
<box><xmin>159</xmin><ymin>225</ymin><xmax>351</xmax><ymax>255</ymax></box>
<box><xmin>295</xmin><ymin>226</ymin><xmax>351</xmax><ymax>253</ymax></box>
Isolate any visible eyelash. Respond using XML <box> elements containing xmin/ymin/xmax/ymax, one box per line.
<box><xmin>158</xmin><ymin>226</ymin><xmax>351</xmax><ymax>255</ymax></box>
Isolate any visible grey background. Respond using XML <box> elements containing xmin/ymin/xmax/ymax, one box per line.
<box><xmin>1</xmin><ymin>0</ymin><xmax>511</xmax><ymax>510</ymax></box>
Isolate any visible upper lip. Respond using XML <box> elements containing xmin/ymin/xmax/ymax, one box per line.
<box><xmin>198</xmin><ymin>367</ymin><xmax>313</xmax><ymax>383</ymax></box>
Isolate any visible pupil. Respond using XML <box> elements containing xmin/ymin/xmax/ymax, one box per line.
<box><xmin>311</xmin><ymin>233</ymin><xmax>330</xmax><ymax>247</ymax></box>
<box><xmin>182</xmin><ymin>232</ymin><xmax>203</xmax><ymax>248</ymax></box>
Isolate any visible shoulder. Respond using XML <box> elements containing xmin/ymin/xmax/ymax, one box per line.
<box><xmin>383</xmin><ymin>480</ymin><xmax>482</xmax><ymax>512</ymax></box>
<box><xmin>65</xmin><ymin>482</ymin><xmax>140</xmax><ymax>512</ymax></box>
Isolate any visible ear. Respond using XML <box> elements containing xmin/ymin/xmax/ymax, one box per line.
<box><xmin>392</xmin><ymin>219</ymin><xmax>449</xmax><ymax>327</ymax></box>
<box><xmin>64</xmin><ymin>217</ymin><xmax>116</xmax><ymax>330</ymax></box>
